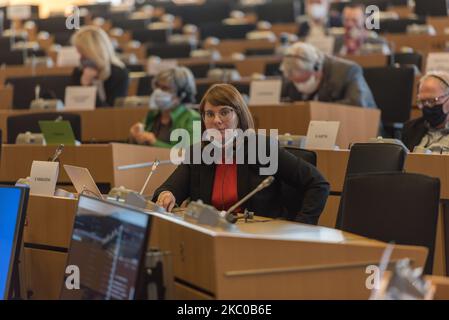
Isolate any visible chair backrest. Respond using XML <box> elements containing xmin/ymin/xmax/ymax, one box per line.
<box><xmin>132</xmin><ymin>29</ymin><xmax>170</xmax><ymax>44</ymax></box>
<box><xmin>281</xmin><ymin>147</ymin><xmax>318</xmax><ymax>224</ymax></box>
<box><xmin>163</xmin><ymin>2</ymin><xmax>231</xmax><ymax>25</ymax></box>
<box><xmin>199</xmin><ymin>23</ymin><xmax>256</xmax><ymax>40</ymax></box>
<box><xmin>363</xmin><ymin>66</ymin><xmax>415</xmax><ymax>125</ymax></box>
<box><xmin>113</xmin><ymin>18</ymin><xmax>151</xmax><ymax>31</ymax></box>
<box><xmin>256</xmin><ymin>0</ymin><xmax>303</xmax><ymax>23</ymax></box>
<box><xmin>335</xmin><ymin>143</ymin><xmax>407</xmax><ymax>227</ymax></box>
<box><xmin>0</xmin><ymin>51</ymin><xmax>24</xmax><ymax>66</ymax></box>
<box><xmin>378</xmin><ymin>18</ymin><xmax>426</xmax><ymax>34</ymax></box>
<box><xmin>6</xmin><ymin>75</ymin><xmax>72</xmax><ymax>109</ymax></box>
<box><xmin>7</xmin><ymin>112</ymin><xmax>82</xmax><ymax>144</ymax></box>
<box><xmin>136</xmin><ymin>75</ymin><xmax>154</xmax><ymax>96</ymax></box>
<box><xmin>391</xmin><ymin>52</ymin><xmax>423</xmax><ymax>71</ymax></box>
<box><xmin>146</xmin><ymin>42</ymin><xmax>195</xmax><ymax>59</ymax></box>
<box><xmin>415</xmin><ymin>0</ymin><xmax>448</xmax><ymax>17</ymax></box>
<box><xmin>245</xmin><ymin>48</ymin><xmax>275</xmax><ymax>56</ymax></box>
<box><xmin>264</xmin><ymin>62</ymin><xmax>282</xmax><ymax>76</ymax></box>
<box><xmin>339</xmin><ymin>172</ymin><xmax>440</xmax><ymax>274</ymax></box>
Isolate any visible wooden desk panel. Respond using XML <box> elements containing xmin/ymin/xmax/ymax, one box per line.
<box><xmin>0</xmin><ymin>107</ymin><xmax>148</xmax><ymax>143</ymax></box>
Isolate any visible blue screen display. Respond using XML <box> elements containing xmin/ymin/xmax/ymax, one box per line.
<box><xmin>0</xmin><ymin>188</ymin><xmax>23</xmax><ymax>300</ymax></box>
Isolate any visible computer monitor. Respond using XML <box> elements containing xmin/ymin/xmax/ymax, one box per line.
<box><xmin>414</xmin><ymin>0</ymin><xmax>448</xmax><ymax>17</ymax></box>
<box><xmin>0</xmin><ymin>186</ymin><xmax>30</xmax><ymax>300</ymax></box>
<box><xmin>60</xmin><ymin>195</ymin><xmax>151</xmax><ymax>300</ymax></box>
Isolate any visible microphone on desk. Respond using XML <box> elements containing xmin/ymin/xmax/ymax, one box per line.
<box><xmin>224</xmin><ymin>176</ymin><xmax>275</xmax><ymax>224</ymax></box>
<box><xmin>140</xmin><ymin>159</ymin><xmax>160</xmax><ymax>195</ymax></box>
<box><xmin>49</xmin><ymin>144</ymin><xmax>64</xmax><ymax>162</ymax></box>
<box><xmin>116</xmin><ymin>160</ymin><xmax>172</xmax><ymax>171</ymax></box>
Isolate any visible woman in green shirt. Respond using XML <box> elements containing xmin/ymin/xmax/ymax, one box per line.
<box><xmin>129</xmin><ymin>67</ymin><xmax>200</xmax><ymax>148</ymax></box>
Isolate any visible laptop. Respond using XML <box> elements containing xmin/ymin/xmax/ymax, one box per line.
<box><xmin>63</xmin><ymin>165</ymin><xmax>103</xmax><ymax>199</ymax></box>
<box><xmin>38</xmin><ymin>120</ymin><xmax>76</xmax><ymax>146</ymax></box>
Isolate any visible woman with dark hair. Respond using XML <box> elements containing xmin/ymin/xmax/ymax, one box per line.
<box><xmin>153</xmin><ymin>84</ymin><xmax>330</xmax><ymax>224</ymax></box>
<box><xmin>129</xmin><ymin>66</ymin><xmax>200</xmax><ymax>148</ymax></box>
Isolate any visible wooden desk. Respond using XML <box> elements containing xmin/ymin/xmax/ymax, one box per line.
<box><xmin>204</xmin><ymin>39</ymin><xmax>277</xmax><ymax>57</ymax></box>
<box><xmin>250</xmin><ymin>101</ymin><xmax>381</xmax><ymax>149</ymax></box>
<box><xmin>338</xmin><ymin>54</ymin><xmax>388</xmax><ymax>68</ymax></box>
<box><xmin>22</xmin><ymin>195</ymin><xmax>427</xmax><ymax>300</ymax></box>
<box><xmin>0</xmin><ymin>143</ymin><xmax>177</xmax><ymax>196</ymax></box>
<box><xmin>0</xmin><ymin>107</ymin><xmax>149</xmax><ymax>143</ymax></box>
<box><xmin>385</xmin><ymin>34</ymin><xmax>449</xmax><ymax>53</ymax></box>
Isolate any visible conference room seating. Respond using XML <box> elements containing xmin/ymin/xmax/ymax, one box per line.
<box><xmin>198</xmin><ymin>23</ymin><xmax>256</xmax><ymax>40</ymax></box>
<box><xmin>137</xmin><ymin>75</ymin><xmax>154</xmax><ymax>96</ymax></box>
<box><xmin>390</xmin><ymin>52</ymin><xmax>423</xmax><ymax>71</ymax></box>
<box><xmin>363</xmin><ymin>66</ymin><xmax>415</xmax><ymax>138</ymax></box>
<box><xmin>132</xmin><ymin>29</ymin><xmax>171</xmax><ymax>44</ymax></box>
<box><xmin>0</xmin><ymin>51</ymin><xmax>25</xmax><ymax>65</ymax></box>
<box><xmin>335</xmin><ymin>143</ymin><xmax>407</xmax><ymax>228</ymax></box>
<box><xmin>112</xmin><ymin>18</ymin><xmax>152</xmax><ymax>31</ymax></box>
<box><xmin>245</xmin><ymin>48</ymin><xmax>276</xmax><ymax>56</ymax></box>
<box><xmin>339</xmin><ymin>172</ymin><xmax>440</xmax><ymax>274</ymax></box>
<box><xmin>264</xmin><ymin>62</ymin><xmax>282</xmax><ymax>76</ymax></box>
<box><xmin>146</xmin><ymin>42</ymin><xmax>195</xmax><ymax>59</ymax></box>
<box><xmin>5</xmin><ymin>75</ymin><xmax>72</xmax><ymax>110</ymax></box>
<box><xmin>255</xmin><ymin>0</ymin><xmax>303</xmax><ymax>23</ymax></box>
<box><xmin>7</xmin><ymin>112</ymin><xmax>82</xmax><ymax>144</ymax></box>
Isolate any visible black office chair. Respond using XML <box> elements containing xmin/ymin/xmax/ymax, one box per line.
<box><xmin>390</xmin><ymin>52</ymin><xmax>423</xmax><ymax>72</ymax></box>
<box><xmin>378</xmin><ymin>18</ymin><xmax>426</xmax><ymax>34</ymax></box>
<box><xmin>186</xmin><ymin>63</ymin><xmax>212</xmax><ymax>78</ymax></box>
<box><xmin>0</xmin><ymin>51</ymin><xmax>24</xmax><ymax>65</ymax></box>
<box><xmin>281</xmin><ymin>147</ymin><xmax>319</xmax><ymax>225</ymax></box>
<box><xmin>363</xmin><ymin>66</ymin><xmax>415</xmax><ymax>138</ymax></box>
<box><xmin>132</xmin><ymin>29</ymin><xmax>170</xmax><ymax>44</ymax></box>
<box><xmin>245</xmin><ymin>48</ymin><xmax>275</xmax><ymax>56</ymax></box>
<box><xmin>5</xmin><ymin>75</ymin><xmax>72</xmax><ymax>109</ymax></box>
<box><xmin>34</xmin><ymin>16</ymin><xmax>86</xmax><ymax>33</ymax></box>
<box><xmin>339</xmin><ymin>172</ymin><xmax>440</xmax><ymax>274</ymax></box>
<box><xmin>7</xmin><ymin>112</ymin><xmax>82</xmax><ymax>144</ymax></box>
<box><xmin>112</xmin><ymin>18</ymin><xmax>151</xmax><ymax>32</ymax></box>
<box><xmin>146</xmin><ymin>42</ymin><xmax>195</xmax><ymax>59</ymax></box>
<box><xmin>199</xmin><ymin>23</ymin><xmax>256</xmax><ymax>40</ymax></box>
<box><xmin>255</xmin><ymin>0</ymin><xmax>303</xmax><ymax>23</ymax></box>
<box><xmin>264</xmin><ymin>62</ymin><xmax>281</xmax><ymax>76</ymax></box>
<box><xmin>335</xmin><ymin>143</ymin><xmax>407</xmax><ymax>228</ymax></box>
<box><xmin>163</xmin><ymin>2</ymin><xmax>231</xmax><ymax>25</ymax></box>
<box><xmin>415</xmin><ymin>0</ymin><xmax>448</xmax><ymax>17</ymax></box>
<box><xmin>136</xmin><ymin>75</ymin><xmax>154</xmax><ymax>96</ymax></box>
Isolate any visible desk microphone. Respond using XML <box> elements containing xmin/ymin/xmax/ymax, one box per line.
<box><xmin>224</xmin><ymin>176</ymin><xmax>275</xmax><ymax>223</ymax></box>
<box><xmin>50</xmin><ymin>144</ymin><xmax>64</xmax><ymax>162</ymax></box>
<box><xmin>140</xmin><ymin>159</ymin><xmax>160</xmax><ymax>195</ymax></box>
<box><xmin>117</xmin><ymin>160</ymin><xmax>172</xmax><ymax>170</ymax></box>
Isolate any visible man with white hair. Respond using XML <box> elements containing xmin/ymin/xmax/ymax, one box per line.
<box><xmin>280</xmin><ymin>41</ymin><xmax>376</xmax><ymax>108</ymax></box>
<box><xmin>402</xmin><ymin>71</ymin><xmax>449</xmax><ymax>152</ymax></box>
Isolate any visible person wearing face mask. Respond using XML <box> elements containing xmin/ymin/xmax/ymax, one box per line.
<box><xmin>402</xmin><ymin>71</ymin><xmax>449</xmax><ymax>153</ymax></box>
<box><xmin>71</xmin><ymin>26</ymin><xmax>129</xmax><ymax>107</ymax></box>
<box><xmin>129</xmin><ymin>67</ymin><xmax>201</xmax><ymax>148</ymax></box>
<box><xmin>334</xmin><ymin>4</ymin><xmax>390</xmax><ymax>55</ymax></box>
<box><xmin>280</xmin><ymin>42</ymin><xmax>376</xmax><ymax>108</ymax></box>
<box><xmin>297</xmin><ymin>0</ymin><xmax>342</xmax><ymax>38</ymax></box>
<box><xmin>153</xmin><ymin>84</ymin><xmax>330</xmax><ymax>224</ymax></box>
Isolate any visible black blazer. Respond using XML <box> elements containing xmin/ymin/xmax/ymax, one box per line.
<box><xmin>401</xmin><ymin>117</ymin><xmax>428</xmax><ymax>151</ymax></box>
<box><xmin>153</xmin><ymin>136</ymin><xmax>330</xmax><ymax>225</ymax></box>
<box><xmin>71</xmin><ymin>64</ymin><xmax>129</xmax><ymax>107</ymax></box>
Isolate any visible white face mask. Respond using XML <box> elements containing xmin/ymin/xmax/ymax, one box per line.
<box><xmin>294</xmin><ymin>74</ymin><xmax>320</xmax><ymax>95</ymax></box>
<box><xmin>308</xmin><ymin>3</ymin><xmax>327</xmax><ymax>20</ymax></box>
<box><xmin>150</xmin><ymin>88</ymin><xmax>176</xmax><ymax>110</ymax></box>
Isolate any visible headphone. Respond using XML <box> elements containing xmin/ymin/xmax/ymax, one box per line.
<box><xmin>429</xmin><ymin>74</ymin><xmax>449</xmax><ymax>89</ymax></box>
<box><xmin>284</xmin><ymin>54</ymin><xmax>321</xmax><ymax>72</ymax></box>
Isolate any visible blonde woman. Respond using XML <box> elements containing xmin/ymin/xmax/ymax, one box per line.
<box><xmin>71</xmin><ymin>25</ymin><xmax>129</xmax><ymax>107</ymax></box>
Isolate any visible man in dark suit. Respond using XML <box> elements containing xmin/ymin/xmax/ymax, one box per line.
<box><xmin>402</xmin><ymin>71</ymin><xmax>449</xmax><ymax>152</ymax></box>
<box><xmin>280</xmin><ymin>42</ymin><xmax>377</xmax><ymax>108</ymax></box>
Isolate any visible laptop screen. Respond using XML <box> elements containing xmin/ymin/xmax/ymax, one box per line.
<box><xmin>60</xmin><ymin>195</ymin><xmax>150</xmax><ymax>300</ymax></box>
<box><xmin>0</xmin><ymin>186</ymin><xmax>29</xmax><ymax>300</ymax></box>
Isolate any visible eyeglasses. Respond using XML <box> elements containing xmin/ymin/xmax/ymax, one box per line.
<box><xmin>202</xmin><ymin>107</ymin><xmax>235</xmax><ymax>122</ymax></box>
<box><xmin>417</xmin><ymin>93</ymin><xmax>449</xmax><ymax>108</ymax></box>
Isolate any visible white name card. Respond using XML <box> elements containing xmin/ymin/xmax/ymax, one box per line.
<box><xmin>426</xmin><ymin>52</ymin><xmax>449</xmax><ymax>74</ymax></box>
<box><xmin>30</xmin><ymin>161</ymin><xmax>59</xmax><ymax>196</ymax></box>
<box><xmin>249</xmin><ymin>79</ymin><xmax>282</xmax><ymax>105</ymax></box>
<box><xmin>305</xmin><ymin>121</ymin><xmax>340</xmax><ymax>150</ymax></box>
<box><xmin>147</xmin><ymin>59</ymin><xmax>178</xmax><ymax>76</ymax></box>
<box><xmin>65</xmin><ymin>86</ymin><xmax>97</xmax><ymax>110</ymax></box>
<box><xmin>56</xmin><ymin>47</ymin><xmax>81</xmax><ymax>67</ymax></box>
<box><xmin>306</xmin><ymin>36</ymin><xmax>336</xmax><ymax>55</ymax></box>
<box><xmin>7</xmin><ymin>5</ymin><xmax>31</xmax><ymax>20</ymax></box>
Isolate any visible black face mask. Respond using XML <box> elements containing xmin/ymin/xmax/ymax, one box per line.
<box><xmin>422</xmin><ymin>104</ymin><xmax>448</xmax><ymax>128</ymax></box>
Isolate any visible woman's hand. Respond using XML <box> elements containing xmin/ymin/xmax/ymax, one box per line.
<box><xmin>156</xmin><ymin>191</ymin><xmax>176</xmax><ymax>212</ymax></box>
<box><xmin>80</xmin><ymin>67</ymin><xmax>99</xmax><ymax>86</ymax></box>
<box><xmin>135</xmin><ymin>131</ymin><xmax>157</xmax><ymax>145</ymax></box>
<box><xmin>129</xmin><ymin>122</ymin><xmax>144</xmax><ymax>139</ymax></box>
